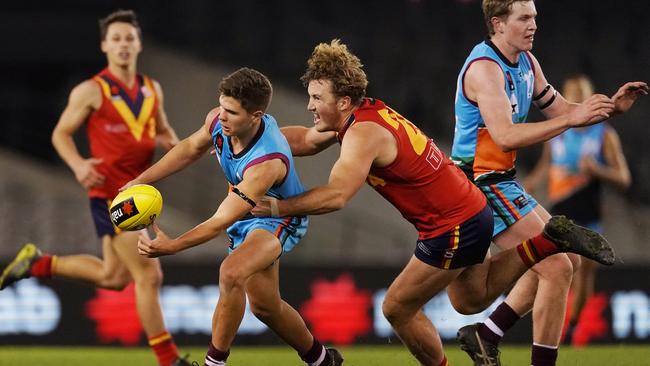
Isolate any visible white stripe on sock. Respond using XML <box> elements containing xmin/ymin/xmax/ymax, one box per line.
<box><xmin>308</xmin><ymin>346</ymin><xmax>327</xmax><ymax>366</ymax></box>
<box><xmin>206</xmin><ymin>355</ymin><xmax>226</xmax><ymax>366</ymax></box>
<box><xmin>533</xmin><ymin>342</ymin><xmax>558</xmax><ymax>349</ymax></box>
<box><xmin>484</xmin><ymin>318</ymin><xmax>505</xmax><ymax>337</ymax></box>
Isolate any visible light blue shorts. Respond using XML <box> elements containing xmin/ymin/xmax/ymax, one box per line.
<box><xmin>478</xmin><ymin>180</ymin><xmax>538</xmax><ymax>237</ymax></box>
<box><xmin>226</xmin><ymin>216</ymin><xmax>308</xmax><ymax>254</ymax></box>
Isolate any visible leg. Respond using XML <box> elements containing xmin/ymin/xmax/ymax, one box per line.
<box><xmin>383</xmin><ymin>256</ymin><xmax>461</xmax><ymax>366</ymax></box>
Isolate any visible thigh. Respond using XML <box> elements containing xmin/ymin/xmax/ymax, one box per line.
<box><xmin>245</xmin><ymin>260</ymin><xmax>281</xmax><ymax>307</ymax></box>
<box><xmin>493</xmin><ymin>206</ymin><xmax>547</xmax><ymax>249</ymax></box>
<box><xmin>227</xmin><ymin>217</ymin><xmax>308</xmax><ymax>254</ymax></box>
<box><xmin>386</xmin><ymin>256</ymin><xmax>461</xmax><ymax>312</ymax></box>
<box><xmin>111</xmin><ymin>230</ymin><xmax>161</xmax><ymax>278</ymax></box>
<box><xmin>100</xmin><ymin>234</ymin><xmax>131</xmax><ymax>281</ymax></box>
<box><xmin>222</xmin><ymin>229</ymin><xmax>283</xmax><ymax>280</ymax></box>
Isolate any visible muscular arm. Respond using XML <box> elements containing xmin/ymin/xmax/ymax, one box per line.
<box><xmin>275</xmin><ymin>123</ymin><xmax>384</xmax><ymax>216</ymax></box>
<box><xmin>466</xmin><ymin>59</ymin><xmax>614</xmax><ymax>151</ymax></box>
<box><xmin>138</xmin><ymin>158</ymin><xmax>287</xmax><ymax>256</ymax></box>
<box><xmin>152</xmin><ymin>80</ymin><xmax>180</xmax><ymax>150</ymax></box>
<box><xmin>127</xmin><ymin>108</ymin><xmax>217</xmax><ymax>187</ymax></box>
<box><xmin>281</xmin><ymin>126</ymin><xmax>337</xmax><ymax>156</ymax></box>
<box><xmin>51</xmin><ymin>80</ymin><xmax>105</xmax><ymax>189</ymax></box>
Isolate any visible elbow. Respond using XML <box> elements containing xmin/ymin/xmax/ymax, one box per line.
<box><xmin>328</xmin><ymin>194</ymin><xmax>348</xmax><ymax>211</ymax></box>
<box><xmin>619</xmin><ymin>174</ymin><xmax>632</xmax><ymax>191</ymax></box>
<box><xmin>493</xmin><ymin>137</ymin><xmax>516</xmax><ymax>152</ymax></box>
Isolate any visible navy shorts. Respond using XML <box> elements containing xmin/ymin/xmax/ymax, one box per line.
<box><xmin>414</xmin><ymin>204</ymin><xmax>493</xmax><ymax>269</ymax></box>
<box><xmin>90</xmin><ymin>198</ymin><xmax>117</xmax><ymax>238</ymax></box>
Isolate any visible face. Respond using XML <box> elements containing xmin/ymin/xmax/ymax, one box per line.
<box><xmin>101</xmin><ymin>22</ymin><xmax>142</xmax><ymax>68</ymax></box>
<box><xmin>218</xmin><ymin>95</ymin><xmax>262</xmax><ymax>137</ymax></box>
<box><xmin>495</xmin><ymin>1</ymin><xmax>537</xmax><ymax>51</ymax></box>
<box><xmin>307</xmin><ymin>79</ymin><xmax>345</xmax><ymax>132</ymax></box>
<box><xmin>563</xmin><ymin>78</ymin><xmax>593</xmax><ymax>104</ymax></box>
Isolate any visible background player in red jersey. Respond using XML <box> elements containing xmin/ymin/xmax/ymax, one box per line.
<box><xmin>252</xmin><ymin>39</ymin><xmax>615</xmax><ymax>366</ymax></box>
<box><xmin>0</xmin><ymin>10</ymin><xmax>187</xmax><ymax>366</ymax></box>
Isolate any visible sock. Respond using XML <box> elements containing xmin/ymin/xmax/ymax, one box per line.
<box><xmin>148</xmin><ymin>331</ymin><xmax>179</xmax><ymax>366</ymax></box>
<box><xmin>438</xmin><ymin>354</ymin><xmax>449</xmax><ymax>366</ymax></box>
<box><xmin>531</xmin><ymin>343</ymin><xmax>558</xmax><ymax>366</ymax></box>
<box><xmin>29</xmin><ymin>255</ymin><xmax>55</xmax><ymax>278</ymax></box>
<box><xmin>516</xmin><ymin>233</ymin><xmax>558</xmax><ymax>267</ymax></box>
<box><xmin>478</xmin><ymin>302</ymin><xmax>520</xmax><ymax>345</ymax></box>
<box><xmin>205</xmin><ymin>343</ymin><xmax>229</xmax><ymax>366</ymax></box>
<box><xmin>300</xmin><ymin>338</ymin><xmax>330</xmax><ymax>366</ymax></box>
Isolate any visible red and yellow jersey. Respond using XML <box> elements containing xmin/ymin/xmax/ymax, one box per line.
<box><xmin>339</xmin><ymin>98</ymin><xmax>486</xmax><ymax>240</ymax></box>
<box><xmin>87</xmin><ymin>68</ymin><xmax>158</xmax><ymax>199</ymax></box>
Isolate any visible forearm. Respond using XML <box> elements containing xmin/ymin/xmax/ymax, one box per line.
<box><xmin>172</xmin><ymin>217</ymin><xmax>224</xmax><ymax>252</ymax></box>
<box><xmin>137</xmin><ymin>139</ymin><xmax>204</xmax><ymax>183</ymax></box>
<box><xmin>589</xmin><ymin>165</ymin><xmax>631</xmax><ymax>190</ymax></box>
<box><xmin>496</xmin><ymin>116</ymin><xmax>570</xmax><ymax>151</ymax></box>
<box><xmin>278</xmin><ymin>186</ymin><xmax>346</xmax><ymax>216</ymax></box>
<box><xmin>51</xmin><ymin>131</ymin><xmax>85</xmax><ymax>170</ymax></box>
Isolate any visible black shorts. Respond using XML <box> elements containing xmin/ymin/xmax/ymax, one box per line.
<box><xmin>414</xmin><ymin>204</ymin><xmax>493</xmax><ymax>270</ymax></box>
<box><xmin>90</xmin><ymin>198</ymin><xmax>117</xmax><ymax>238</ymax></box>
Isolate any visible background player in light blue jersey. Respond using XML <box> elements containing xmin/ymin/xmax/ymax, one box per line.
<box><xmin>524</xmin><ymin>75</ymin><xmax>631</xmax><ymax>345</ymax></box>
<box><xmin>123</xmin><ymin>68</ymin><xmax>342</xmax><ymax>366</ymax></box>
<box><xmin>452</xmin><ymin>1</ymin><xmax>647</xmax><ymax>365</ymax></box>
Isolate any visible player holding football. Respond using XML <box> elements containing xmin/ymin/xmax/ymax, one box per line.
<box><xmin>0</xmin><ymin>10</ymin><xmax>188</xmax><ymax>366</ymax></box>
<box><xmin>451</xmin><ymin>1</ymin><xmax>646</xmax><ymax>365</ymax></box>
<box><xmin>124</xmin><ymin>68</ymin><xmax>343</xmax><ymax>366</ymax></box>
<box><xmin>251</xmin><ymin>39</ymin><xmax>615</xmax><ymax>366</ymax></box>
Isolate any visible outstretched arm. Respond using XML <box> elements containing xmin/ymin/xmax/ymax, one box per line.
<box><xmin>123</xmin><ymin>108</ymin><xmax>218</xmax><ymax>189</ymax></box>
<box><xmin>138</xmin><ymin>157</ymin><xmax>287</xmax><ymax>257</ymax></box>
<box><xmin>152</xmin><ymin>80</ymin><xmax>180</xmax><ymax>150</ymax></box>
<box><xmin>281</xmin><ymin>126</ymin><xmax>337</xmax><ymax>156</ymax></box>
<box><xmin>610</xmin><ymin>82</ymin><xmax>648</xmax><ymax>115</ymax></box>
<box><xmin>580</xmin><ymin>127</ymin><xmax>631</xmax><ymax>190</ymax></box>
<box><xmin>522</xmin><ymin>142</ymin><xmax>551</xmax><ymax>195</ymax></box>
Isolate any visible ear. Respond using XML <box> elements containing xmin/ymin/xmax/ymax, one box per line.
<box><xmin>100</xmin><ymin>40</ymin><xmax>108</xmax><ymax>53</ymax></box>
<box><xmin>338</xmin><ymin>96</ymin><xmax>352</xmax><ymax>111</ymax></box>
<box><xmin>492</xmin><ymin>16</ymin><xmax>504</xmax><ymax>34</ymax></box>
<box><xmin>252</xmin><ymin>110</ymin><xmax>264</xmax><ymax>120</ymax></box>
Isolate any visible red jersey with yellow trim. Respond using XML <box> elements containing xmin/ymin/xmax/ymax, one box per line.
<box><xmin>87</xmin><ymin>69</ymin><xmax>158</xmax><ymax>199</ymax></box>
<box><xmin>339</xmin><ymin>98</ymin><xmax>486</xmax><ymax>240</ymax></box>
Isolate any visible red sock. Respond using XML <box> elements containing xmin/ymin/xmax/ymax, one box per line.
<box><xmin>516</xmin><ymin>233</ymin><xmax>558</xmax><ymax>267</ymax></box>
<box><xmin>29</xmin><ymin>256</ymin><xmax>54</xmax><ymax>278</ymax></box>
<box><xmin>148</xmin><ymin>331</ymin><xmax>179</xmax><ymax>366</ymax></box>
<box><xmin>438</xmin><ymin>354</ymin><xmax>449</xmax><ymax>366</ymax></box>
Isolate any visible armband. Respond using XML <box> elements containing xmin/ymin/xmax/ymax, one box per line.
<box><xmin>231</xmin><ymin>186</ymin><xmax>256</xmax><ymax>208</ymax></box>
<box><xmin>538</xmin><ymin>89</ymin><xmax>558</xmax><ymax>110</ymax></box>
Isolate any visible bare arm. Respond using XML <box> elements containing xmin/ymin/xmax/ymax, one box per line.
<box><xmin>281</xmin><ymin>126</ymin><xmax>337</xmax><ymax>156</ymax></box>
<box><xmin>152</xmin><ymin>80</ymin><xmax>180</xmax><ymax>150</ymax></box>
<box><xmin>466</xmin><ymin>59</ymin><xmax>614</xmax><ymax>151</ymax></box>
<box><xmin>137</xmin><ymin>158</ymin><xmax>286</xmax><ymax>256</ymax></box>
<box><xmin>274</xmin><ymin>123</ymin><xmax>383</xmax><ymax>216</ymax></box>
<box><xmin>124</xmin><ymin>108</ymin><xmax>217</xmax><ymax>188</ymax></box>
<box><xmin>580</xmin><ymin>127</ymin><xmax>631</xmax><ymax>190</ymax></box>
<box><xmin>51</xmin><ymin>80</ymin><xmax>105</xmax><ymax>190</ymax></box>
<box><xmin>522</xmin><ymin>142</ymin><xmax>551</xmax><ymax>195</ymax></box>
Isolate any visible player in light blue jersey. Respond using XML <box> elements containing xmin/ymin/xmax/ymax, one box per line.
<box><xmin>452</xmin><ymin>1</ymin><xmax>647</xmax><ymax>365</ymax></box>
<box><xmin>124</xmin><ymin>68</ymin><xmax>342</xmax><ymax>366</ymax></box>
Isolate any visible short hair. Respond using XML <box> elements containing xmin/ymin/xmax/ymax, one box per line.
<box><xmin>219</xmin><ymin>68</ymin><xmax>273</xmax><ymax>113</ymax></box>
<box><xmin>99</xmin><ymin>9</ymin><xmax>142</xmax><ymax>41</ymax></box>
<box><xmin>482</xmin><ymin>0</ymin><xmax>534</xmax><ymax>36</ymax></box>
<box><xmin>300</xmin><ymin>39</ymin><xmax>368</xmax><ymax>106</ymax></box>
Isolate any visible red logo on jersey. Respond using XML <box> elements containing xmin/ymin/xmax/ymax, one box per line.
<box><xmin>300</xmin><ymin>274</ymin><xmax>372</xmax><ymax>345</ymax></box>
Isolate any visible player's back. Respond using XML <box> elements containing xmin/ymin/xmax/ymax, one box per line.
<box><xmin>342</xmin><ymin>98</ymin><xmax>486</xmax><ymax>240</ymax></box>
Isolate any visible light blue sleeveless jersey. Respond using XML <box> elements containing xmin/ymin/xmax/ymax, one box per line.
<box><xmin>452</xmin><ymin>40</ymin><xmax>536</xmax><ymax>183</ymax></box>
<box><xmin>209</xmin><ymin>113</ymin><xmax>308</xmax><ymax>253</ymax></box>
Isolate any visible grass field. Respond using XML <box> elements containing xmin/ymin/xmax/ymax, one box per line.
<box><xmin>1</xmin><ymin>345</ymin><xmax>649</xmax><ymax>365</ymax></box>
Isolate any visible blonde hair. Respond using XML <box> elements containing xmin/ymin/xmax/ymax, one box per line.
<box><xmin>482</xmin><ymin>0</ymin><xmax>534</xmax><ymax>36</ymax></box>
<box><xmin>300</xmin><ymin>39</ymin><xmax>368</xmax><ymax>105</ymax></box>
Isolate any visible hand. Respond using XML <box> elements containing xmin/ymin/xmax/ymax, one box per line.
<box><xmin>137</xmin><ymin>224</ymin><xmax>178</xmax><ymax>257</ymax></box>
<box><xmin>251</xmin><ymin>195</ymin><xmax>280</xmax><ymax>217</ymax></box>
<box><xmin>156</xmin><ymin>133</ymin><xmax>179</xmax><ymax>151</ymax></box>
<box><xmin>119</xmin><ymin>178</ymin><xmax>143</xmax><ymax>192</ymax></box>
<box><xmin>567</xmin><ymin>94</ymin><xmax>615</xmax><ymax>127</ymax></box>
<box><xmin>611</xmin><ymin>81</ymin><xmax>649</xmax><ymax>114</ymax></box>
<box><xmin>579</xmin><ymin>156</ymin><xmax>599</xmax><ymax>176</ymax></box>
<box><xmin>73</xmin><ymin>158</ymin><xmax>105</xmax><ymax>190</ymax></box>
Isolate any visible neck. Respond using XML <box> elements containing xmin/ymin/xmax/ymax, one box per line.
<box><xmin>337</xmin><ymin>107</ymin><xmax>358</xmax><ymax>133</ymax></box>
<box><xmin>231</xmin><ymin>120</ymin><xmax>261</xmax><ymax>152</ymax></box>
<box><xmin>490</xmin><ymin>36</ymin><xmax>520</xmax><ymax>64</ymax></box>
<box><xmin>107</xmin><ymin>63</ymin><xmax>137</xmax><ymax>87</ymax></box>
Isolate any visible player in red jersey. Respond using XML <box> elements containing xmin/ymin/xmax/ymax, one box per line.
<box><xmin>0</xmin><ymin>10</ymin><xmax>188</xmax><ymax>366</ymax></box>
<box><xmin>252</xmin><ymin>40</ymin><xmax>615</xmax><ymax>366</ymax></box>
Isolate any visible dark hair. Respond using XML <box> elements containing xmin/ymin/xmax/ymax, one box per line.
<box><xmin>99</xmin><ymin>9</ymin><xmax>142</xmax><ymax>41</ymax></box>
<box><xmin>300</xmin><ymin>39</ymin><xmax>367</xmax><ymax>105</ymax></box>
<box><xmin>219</xmin><ymin>68</ymin><xmax>273</xmax><ymax>113</ymax></box>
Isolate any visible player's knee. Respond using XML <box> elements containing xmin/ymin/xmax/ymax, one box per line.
<box><xmin>382</xmin><ymin>297</ymin><xmax>406</xmax><ymax>325</ymax></box>
<box><xmin>249</xmin><ymin>300</ymin><xmax>278</xmax><ymax>321</ymax></box>
<box><xmin>568</xmin><ymin>253</ymin><xmax>581</xmax><ymax>274</ymax></box>
<box><xmin>451</xmin><ymin>299</ymin><xmax>487</xmax><ymax>315</ymax></box>
<box><xmin>219</xmin><ymin>266</ymin><xmax>246</xmax><ymax>291</ymax></box>
<box><xmin>134</xmin><ymin>267</ymin><xmax>163</xmax><ymax>289</ymax></box>
<box><xmin>100</xmin><ymin>273</ymin><xmax>130</xmax><ymax>290</ymax></box>
<box><xmin>536</xmin><ymin>254</ymin><xmax>573</xmax><ymax>284</ymax></box>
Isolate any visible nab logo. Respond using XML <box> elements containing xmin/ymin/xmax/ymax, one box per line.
<box><xmin>109</xmin><ymin>198</ymin><xmax>140</xmax><ymax>226</ymax></box>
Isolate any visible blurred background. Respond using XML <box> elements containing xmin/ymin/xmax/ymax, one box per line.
<box><xmin>1</xmin><ymin>0</ymin><xmax>649</xmax><ymax>348</ymax></box>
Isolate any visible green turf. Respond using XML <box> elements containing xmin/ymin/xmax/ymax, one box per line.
<box><xmin>0</xmin><ymin>345</ymin><xmax>648</xmax><ymax>365</ymax></box>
